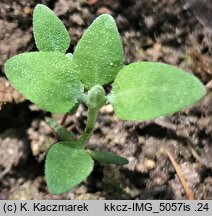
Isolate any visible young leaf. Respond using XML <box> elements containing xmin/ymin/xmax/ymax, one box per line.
<box><xmin>109</xmin><ymin>62</ymin><xmax>206</xmax><ymax>121</ymax></box>
<box><xmin>4</xmin><ymin>51</ymin><xmax>83</xmax><ymax>114</ymax></box>
<box><xmin>45</xmin><ymin>142</ymin><xmax>93</xmax><ymax>194</ymax></box>
<box><xmin>87</xmin><ymin>149</ymin><xmax>128</xmax><ymax>165</ymax></box>
<box><xmin>73</xmin><ymin>14</ymin><xmax>124</xmax><ymax>89</ymax></box>
<box><xmin>87</xmin><ymin>85</ymin><xmax>106</xmax><ymax>109</ymax></box>
<box><xmin>33</xmin><ymin>4</ymin><xmax>70</xmax><ymax>53</ymax></box>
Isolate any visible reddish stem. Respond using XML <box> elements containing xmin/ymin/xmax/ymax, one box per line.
<box><xmin>60</xmin><ymin>114</ymin><xmax>68</xmax><ymax>126</ymax></box>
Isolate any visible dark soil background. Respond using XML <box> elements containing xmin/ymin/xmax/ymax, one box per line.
<box><xmin>0</xmin><ymin>0</ymin><xmax>211</xmax><ymax>200</ymax></box>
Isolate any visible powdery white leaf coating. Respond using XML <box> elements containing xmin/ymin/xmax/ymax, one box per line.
<box><xmin>5</xmin><ymin>51</ymin><xmax>84</xmax><ymax>114</ymax></box>
<box><xmin>73</xmin><ymin>14</ymin><xmax>124</xmax><ymax>89</ymax></box>
<box><xmin>110</xmin><ymin>62</ymin><xmax>206</xmax><ymax>121</ymax></box>
<box><xmin>45</xmin><ymin>142</ymin><xmax>94</xmax><ymax>194</ymax></box>
<box><xmin>33</xmin><ymin>4</ymin><xmax>70</xmax><ymax>53</ymax></box>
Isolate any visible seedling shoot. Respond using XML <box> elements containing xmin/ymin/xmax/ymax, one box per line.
<box><xmin>4</xmin><ymin>4</ymin><xmax>206</xmax><ymax>194</ymax></box>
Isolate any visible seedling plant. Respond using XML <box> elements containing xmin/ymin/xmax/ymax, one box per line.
<box><xmin>4</xmin><ymin>4</ymin><xmax>206</xmax><ymax>194</ymax></box>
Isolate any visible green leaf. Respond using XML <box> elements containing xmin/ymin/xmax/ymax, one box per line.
<box><xmin>109</xmin><ymin>62</ymin><xmax>206</xmax><ymax>121</ymax></box>
<box><xmin>5</xmin><ymin>51</ymin><xmax>83</xmax><ymax>114</ymax></box>
<box><xmin>73</xmin><ymin>14</ymin><xmax>124</xmax><ymax>89</ymax></box>
<box><xmin>46</xmin><ymin>118</ymin><xmax>75</xmax><ymax>142</ymax></box>
<box><xmin>45</xmin><ymin>142</ymin><xmax>93</xmax><ymax>194</ymax></box>
<box><xmin>87</xmin><ymin>149</ymin><xmax>128</xmax><ymax>165</ymax></box>
<box><xmin>33</xmin><ymin>4</ymin><xmax>70</xmax><ymax>53</ymax></box>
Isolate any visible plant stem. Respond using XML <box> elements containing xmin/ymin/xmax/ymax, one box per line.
<box><xmin>60</xmin><ymin>114</ymin><xmax>68</xmax><ymax>126</ymax></box>
<box><xmin>78</xmin><ymin>107</ymin><xmax>99</xmax><ymax>147</ymax></box>
<box><xmin>78</xmin><ymin>85</ymin><xmax>106</xmax><ymax>147</ymax></box>
<box><xmin>85</xmin><ymin>108</ymin><xmax>98</xmax><ymax>133</ymax></box>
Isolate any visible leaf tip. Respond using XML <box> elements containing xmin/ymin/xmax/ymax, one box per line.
<box><xmin>95</xmin><ymin>13</ymin><xmax>116</xmax><ymax>26</ymax></box>
<box><xmin>33</xmin><ymin>4</ymin><xmax>70</xmax><ymax>53</ymax></box>
<box><xmin>34</xmin><ymin>4</ymin><xmax>49</xmax><ymax>12</ymax></box>
<box><xmin>98</xmin><ymin>13</ymin><xmax>114</xmax><ymax>20</ymax></box>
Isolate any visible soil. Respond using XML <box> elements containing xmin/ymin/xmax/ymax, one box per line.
<box><xmin>0</xmin><ymin>0</ymin><xmax>211</xmax><ymax>200</ymax></box>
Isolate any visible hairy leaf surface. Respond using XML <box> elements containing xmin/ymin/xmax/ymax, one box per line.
<box><xmin>33</xmin><ymin>4</ymin><xmax>70</xmax><ymax>53</ymax></box>
<box><xmin>45</xmin><ymin>142</ymin><xmax>93</xmax><ymax>194</ymax></box>
<box><xmin>5</xmin><ymin>52</ymin><xmax>83</xmax><ymax>113</ymax></box>
<box><xmin>110</xmin><ymin>62</ymin><xmax>206</xmax><ymax>121</ymax></box>
<box><xmin>73</xmin><ymin>14</ymin><xmax>123</xmax><ymax>89</ymax></box>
